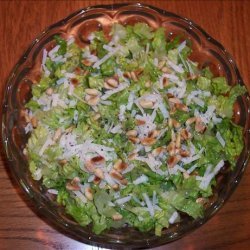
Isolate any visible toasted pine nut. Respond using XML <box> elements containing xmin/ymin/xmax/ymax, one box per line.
<box><xmin>114</xmin><ymin>159</ymin><xmax>128</xmax><ymax>172</ymax></box>
<box><xmin>82</xmin><ymin>59</ymin><xmax>93</xmax><ymax>66</ymax></box>
<box><xmin>85</xmin><ymin>160</ymin><xmax>95</xmax><ymax>172</ymax></box>
<box><xmin>195</xmin><ymin>117</ymin><xmax>206</xmax><ymax>133</ymax></box>
<box><xmin>130</xmin><ymin>71</ymin><xmax>138</xmax><ymax>82</ymax></box>
<box><xmin>66</xmin><ymin>182</ymin><xmax>80</xmax><ymax>191</ymax></box>
<box><xmin>71</xmin><ymin>78</ymin><xmax>79</xmax><ymax>86</ymax></box>
<box><xmin>110</xmin><ymin>169</ymin><xmax>123</xmax><ymax>180</ymax></box>
<box><xmin>91</xmin><ymin>155</ymin><xmax>105</xmax><ymax>165</ymax></box>
<box><xmin>93</xmin><ymin>176</ymin><xmax>101</xmax><ymax>185</ymax></box>
<box><xmin>126</xmin><ymin>130</ymin><xmax>137</xmax><ymax>137</ymax></box>
<box><xmin>106</xmin><ymin>78</ymin><xmax>119</xmax><ymax>88</ymax></box>
<box><xmin>139</xmin><ymin>99</ymin><xmax>154</xmax><ymax>109</ymax></box>
<box><xmin>152</xmin><ymin>147</ymin><xmax>166</xmax><ymax>157</ymax></box>
<box><xmin>83</xmin><ymin>70</ymin><xmax>89</xmax><ymax>77</ymax></box>
<box><xmin>94</xmin><ymin>168</ymin><xmax>104</xmax><ymax>179</ymax></box>
<box><xmin>148</xmin><ymin>130</ymin><xmax>160</xmax><ymax>138</ymax></box>
<box><xmin>112</xmin><ymin>184</ymin><xmax>120</xmax><ymax>191</ymax></box>
<box><xmin>163</xmin><ymin>77</ymin><xmax>169</xmax><ymax>87</ymax></box>
<box><xmin>141</xmin><ymin>137</ymin><xmax>156</xmax><ymax>146</ymax></box>
<box><xmin>134</xmin><ymin>68</ymin><xmax>143</xmax><ymax>76</ymax></box>
<box><xmin>85</xmin><ymin>88</ymin><xmax>100</xmax><ymax>96</ymax></box>
<box><xmin>59</xmin><ymin>159</ymin><xmax>67</xmax><ymax>166</ymax></box>
<box><xmin>24</xmin><ymin>114</ymin><xmax>31</xmax><ymax>123</ymax></box>
<box><xmin>119</xmin><ymin>178</ymin><xmax>128</xmax><ymax>185</ymax></box>
<box><xmin>53</xmin><ymin>128</ymin><xmax>62</xmax><ymax>142</ymax></box>
<box><xmin>171</xmin><ymin>130</ymin><xmax>176</xmax><ymax>142</ymax></box>
<box><xmin>85</xmin><ymin>187</ymin><xmax>93</xmax><ymax>201</ymax></box>
<box><xmin>162</xmin><ymin>66</ymin><xmax>171</xmax><ymax>73</ymax></box>
<box><xmin>180</xmin><ymin>150</ymin><xmax>190</xmax><ymax>157</ymax></box>
<box><xmin>180</xmin><ymin>128</ymin><xmax>192</xmax><ymax>140</ymax></box>
<box><xmin>113</xmin><ymin>159</ymin><xmax>122</xmax><ymax>170</ymax></box>
<box><xmin>74</xmin><ymin>67</ymin><xmax>82</xmax><ymax>74</ymax></box>
<box><xmin>104</xmin><ymin>77</ymin><xmax>119</xmax><ymax>89</ymax></box>
<box><xmin>112</xmin><ymin>213</ymin><xmax>123</xmax><ymax>221</ymax></box>
<box><xmin>103</xmin><ymin>82</ymin><xmax>114</xmax><ymax>90</ymax></box>
<box><xmin>123</xmin><ymin>72</ymin><xmax>131</xmax><ymax>79</ymax></box>
<box><xmin>176</xmin><ymin>103</ymin><xmax>188</xmax><ymax>112</ymax></box>
<box><xmin>167</xmin><ymin>93</ymin><xmax>175</xmax><ymax>98</ymax></box>
<box><xmin>168</xmin><ymin>98</ymin><xmax>181</xmax><ymax>104</ymax></box>
<box><xmin>86</xmin><ymin>95</ymin><xmax>100</xmax><ymax>106</ymax></box>
<box><xmin>168</xmin><ymin>118</ymin><xmax>173</xmax><ymax>128</ymax></box>
<box><xmin>166</xmin><ymin>141</ymin><xmax>176</xmax><ymax>156</ymax></box>
<box><xmin>196</xmin><ymin>197</ymin><xmax>207</xmax><ymax>205</ymax></box>
<box><xmin>145</xmin><ymin>81</ymin><xmax>151</xmax><ymax>88</ymax></box>
<box><xmin>172</xmin><ymin>119</ymin><xmax>181</xmax><ymax>129</ymax></box>
<box><xmin>167</xmin><ymin>155</ymin><xmax>181</xmax><ymax>168</ymax></box>
<box><xmin>128</xmin><ymin>152</ymin><xmax>138</xmax><ymax>160</ymax></box>
<box><xmin>66</xmin><ymin>177</ymin><xmax>80</xmax><ymax>191</ymax></box>
<box><xmin>31</xmin><ymin>117</ymin><xmax>38</xmax><ymax>128</ymax></box>
<box><xmin>186</xmin><ymin>117</ymin><xmax>196</xmax><ymax>125</ymax></box>
<box><xmin>128</xmin><ymin>136</ymin><xmax>140</xmax><ymax>144</ymax></box>
<box><xmin>175</xmin><ymin>133</ymin><xmax>181</xmax><ymax>148</ymax></box>
<box><xmin>46</xmin><ymin>88</ymin><xmax>53</xmax><ymax>95</ymax></box>
<box><xmin>135</xmin><ymin>119</ymin><xmax>146</xmax><ymax>126</ymax></box>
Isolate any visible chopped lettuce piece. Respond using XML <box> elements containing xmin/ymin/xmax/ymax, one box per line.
<box><xmin>54</xmin><ymin>35</ymin><xmax>67</xmax><ymax>55</ymax></box>
<box><xmin>133</xmin><ymin>23</ymin><xmax>153</xmax><ymax>40</ymax></box>
<box><xmin>197</xmin><ymin>76</ymin><xmax>211</xmax><ymax>91</ymax></box>
<box><xmin>211</xmin><ymin>77</ymin><xmax>230</xmax><ymax>95</ymax></box>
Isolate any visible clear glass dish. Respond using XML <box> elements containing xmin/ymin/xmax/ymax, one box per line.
<box><xmin>2</xmin><ymin>3</ymin><xmax>250</xmax><ymax>249</ymax></box>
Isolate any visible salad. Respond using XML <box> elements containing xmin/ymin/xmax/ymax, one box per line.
<box><xmin>23</xmin><ymin>23</ymin><xmax>246</xmax><ymax>236</ymax></box>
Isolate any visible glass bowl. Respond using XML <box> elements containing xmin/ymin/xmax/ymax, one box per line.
<box><xmin>2</xmin><ymin>3</ymin><xmax>250</xmax><ymax>249</ymax></box>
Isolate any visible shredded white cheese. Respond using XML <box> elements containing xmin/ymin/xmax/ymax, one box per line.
<box><xmin>133</xmin><ymin>174</ymin><xmax>149</xmax><ymax>185</ymax></box>
<box><xmin>115</xmin><ymin>195</ymin><xmax>132</xmax><ymax>205</ymax></box>
<box><xmin>216</xmin><ymin>131</ymin><xmax>225</xmax><ymax>147</ymax></box>
<box><xmin>142</xmin><ymin>193</ymin><xmax>154</xmax><ymax>217</ymax></box>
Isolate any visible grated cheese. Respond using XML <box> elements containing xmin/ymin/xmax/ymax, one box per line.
<box><xmin>169</xmin><ymin>211</ymin><xmax>179</xmax><ymax>224</ymax></box>
<box><xmin>167</xmin><ymin>60</ymin><xmax>184</xmax><ymax>73</ymax></box>
<box><xmin>177</xmin><ymin>40</ymin><xmax>187</xmax><ymax>53</ymax></box>
<box><xmin>73</xmin><ymin>191</ymin><xmax>87</xmax><ymax>203</ymax></box>
<box><xmin>127</xmin><ymin>91</ymin><xmax>135</xmax><ymax>110</ymax></box>
<box><xmin>119</xmin><ymin>104</ymin><xmax>126</xmax><ymax>121</ymax></box>
<box><xmin>199</xmin><ymin>160</ymin><xmax>224</xmax><ymax>190</ymax></box>
<box><xmin>47</xmin><ymin>189</ymin><xmax>58</xmax><ymax>195</ymax></box>
<box><xmin>39</xmin><ymin>136</ymin><xmax>54</xmax><ymax>156</ymax></box>
<box><xmin>142</xmin><ymin>193</ymin><xmax>154</xmax><ymax>217</ymax></box>
<box><xmin>115</xmin><ymin>195</ymin><xmax>132</xmax><ymax>205</ymax></box>
<box><xmin>216</xmin><ymin>131</ymin><xmax>225</xmax><ymax>147</ymax></box>
<box><xmin>187</xmin><ymin>164</ymin><xmax>198</xmax><ymax>174</ymax></box>
<box><xmin>133</xmin><ymin>174</ymin><xmax>149</xmax><ymax>185</ymax></box>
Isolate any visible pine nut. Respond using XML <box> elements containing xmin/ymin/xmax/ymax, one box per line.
<box><xmin>53</xmin><ymin>128</ymin><xmax>62</xmax><ymax>142</ymax></box>
<box><xmin>141</xmin><ymin>137</ymin><xmax>156</xmax><ymax>146</ymax></box>
<box><xmin>46</xmin><ymin>88</ymin><xmax>53</xmax><ymax>95</ymax></box>
<box><xmin>126</xmin><ymin>130</ymin><xmax>137</xmax><ymax>137</ymax></box>
<box><xmin>31</xmin><ymin>117</ymin><xmax>38</xmax><ymax>128</ymax></box>
<box><xmin>139</xmin><ymin>99</ymin><xmax>154</xmax><ymax>109</ymax></box>
<box><xmin>112</xmin><ymin>213</ymin><xmax>123</xmax><ymax>221</ymax></box>
<box><xmin>85</xmin><ymin>88</ymin><xmax>100</xmax><ymax>96</ymax></box>
<box><xmin>94</xmin><ymin>168</ymin><xmax>104</xmax><ymax>179</ymax></box>
<box><xmin>85</xmin><ymin>187</ymin><xmax>93</xmax><ymax>201</ymax></box>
